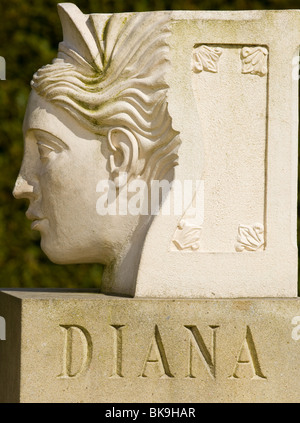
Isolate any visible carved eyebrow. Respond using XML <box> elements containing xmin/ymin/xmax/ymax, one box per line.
<box><xmin>30</xmin><ymin>129</ymin><xmax>69</xmax><ymax>151</ymax></box>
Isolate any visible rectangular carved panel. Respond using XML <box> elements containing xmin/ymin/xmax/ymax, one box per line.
<box><xmin>192</xmin><ymin>45</ymin><xmax>267</xmax><ymax>252</ymax></box>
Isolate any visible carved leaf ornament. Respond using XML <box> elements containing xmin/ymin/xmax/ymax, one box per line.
<box><xmin>235</xmin><ymin>223</ymin><xmax>264</xmax><ymax>252</ymax></box>
<box><xmin>172</xmin><ymin>219</ymin><xmax>202</xmax><ymax>251</ymax></box>
<box><xmin>192</xmin><ymin>45</ymin><xmax>223</xmax><ymax>73</ymax></box>
<box><xmin>241</xmin><ymin>47</ymin><xmax>268</xmax><ymax>77</ymax></box>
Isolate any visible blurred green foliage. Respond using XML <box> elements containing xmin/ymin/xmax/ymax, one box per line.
<box><xmin>0</xmin><ymin>0</ymin><xmax>299</xmax><ymax>289</ymax></box>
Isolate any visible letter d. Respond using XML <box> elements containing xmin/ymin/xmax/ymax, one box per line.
<box><xmin>58</xmin><ymin>325</ymin><xmax>92</xmax><ymax>378</ymax></box>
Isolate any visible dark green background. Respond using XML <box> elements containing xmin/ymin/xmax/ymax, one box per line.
<box><xmin>0</xmin><ymin>0</ymin><xmax>299</xmax><ymax>289</ymax></box>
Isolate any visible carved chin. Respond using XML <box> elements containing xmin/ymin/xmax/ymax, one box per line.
<box><xmin>40</xmin><ymin>239</ymin><xmax>71</xmax><ymax>265</ymax></box>
<box><xmin>40</xmin><ymin>237</ymin><xmax>106</xmax><ymax>265</ymax></box>
<box><xmin>40</xmin><ymin>236</ymin><xmax>78</xmax><ymax>265</ymax></box>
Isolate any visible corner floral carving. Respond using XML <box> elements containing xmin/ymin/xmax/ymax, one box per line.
<box><xmin>192</xmin><ymin>45</ymin><xmax>223</xmax><ymax>73</ymax></box>
<box><xmin>235</xmin><ymin>223</ymin><xmax>264</xmax><ymax>252</ymax></box>
<box><xmin>172</xmin><ymin>219</ymin><xmax>202</xmax><ymax>251</ymax></box>
<box><xmin>241</xmin><ymin>47</ymin><xmax>268</xmax><ymax>77</ymax></box>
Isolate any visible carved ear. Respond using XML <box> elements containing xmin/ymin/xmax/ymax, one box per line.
<box><xmin>108</xmin><ymin>127</ymin><xmax>139</xmax><ymax>188</ymax></box>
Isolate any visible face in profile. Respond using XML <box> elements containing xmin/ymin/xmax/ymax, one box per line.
<box><xmin>13</xmin><ymin>91</ymin><xmax>127</xmax><ymax>265</ymax></box>
<box><xmin>12</xmin><ymin>4</ymin><xmax>180</xmax><ymax>295</ymax></box>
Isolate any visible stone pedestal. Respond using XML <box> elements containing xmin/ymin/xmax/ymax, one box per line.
<box><xmin>0</xmin><ymin>289</ymin><xmax>300</xmax><ymax>403</ymax></box>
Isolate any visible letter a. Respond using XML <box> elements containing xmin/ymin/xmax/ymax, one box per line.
<box><xmin>140</xmin><ymin>325</ymin><xmax>174</xmax><ymax>378</ymax></box>
<box><xmin>229</xmin><ymin>326</ymin><xmax>266</xmax><ymax>380</ymax></box>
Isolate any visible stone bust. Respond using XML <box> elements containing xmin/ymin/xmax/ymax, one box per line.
<box><xmin>13</xmin><ymin>3</ymin><xmax>180</xmax><ymax>296</ymax></box>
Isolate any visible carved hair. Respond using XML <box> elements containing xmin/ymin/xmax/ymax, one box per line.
<box><xmin>31</xmin><ymin>4</ymin><xmax>180</xmax><ymax>182</ymax></box>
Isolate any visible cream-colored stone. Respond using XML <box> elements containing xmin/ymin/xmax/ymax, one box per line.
<box><xmin>12</xmin><ymin>5</ymin><xmax>298</xmax><ymax>297</ymax></box>
<box><xmin>136</xmin><ymin>9</ymin><xmax>299</xmax><ymax>298</ymax></box>
<box><xmin>1</xmin><ymin>290</ymin><xmax>300</xmax><ymax>403</ymax></box>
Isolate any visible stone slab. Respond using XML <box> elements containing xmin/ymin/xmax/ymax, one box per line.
<box><xmin>13</xmin><ymin>6</ymin><xmax>299</xmax><ymax>298</ymax></box>
<box><xmin>135</xmin><ymin>9</ymin><xmax>299</xmax><ymax>298</ymax></box>
<box><xmin>1</xmin><ymin>289</ymin><xmax>300</xmax><ymax>403</ymax></box>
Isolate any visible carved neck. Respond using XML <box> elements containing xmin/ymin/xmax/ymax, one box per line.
<box><xmin>101</xmin><ymin>214</ymin><xmax>154</xmax><ymax>297</ymax></box>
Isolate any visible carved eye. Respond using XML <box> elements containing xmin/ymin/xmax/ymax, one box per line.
<box><xmin>33</xmin><ymin>129</ymin><xmax>68</xmax><ymax>162</ymax></box>
<box><xmin>37</xmin><ymin>142</ymin><xmax>55</xmax><ymax>161</ymax></box>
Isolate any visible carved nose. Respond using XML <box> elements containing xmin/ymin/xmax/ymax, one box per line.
<box><xmin>13</xmin><ymin>175</ymin><xmax>35</xmax><ymax>199</ymax></box>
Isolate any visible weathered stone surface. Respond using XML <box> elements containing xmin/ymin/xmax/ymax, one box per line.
<box><xmin>136</xmin><ymin>9</ymin><xmax>299</xmax><ymax>298</ymax></box>
<box><xmin>1</xmin><ymin>290</ymin><xmax>300</xmax><ymax>403</ymax></box>
<box><xmin>12</xmin><ymin>6</ymin><xmax>299</xmax><ymax>298</ymax></box>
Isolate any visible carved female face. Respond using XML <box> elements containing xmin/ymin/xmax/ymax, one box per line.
<box><xmin>13</xmin><ymin>91</ymin><xmax>132</xmax><ymax>265</ymax></box>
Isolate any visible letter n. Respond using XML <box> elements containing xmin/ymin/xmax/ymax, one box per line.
<box><xmin>185</xmin><ymin>325</ymin><xmax>219</xmax><ymax>379</ymax></box>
